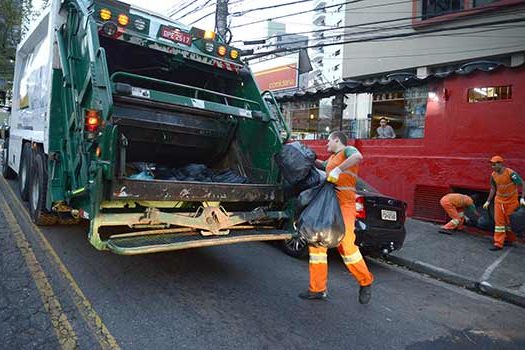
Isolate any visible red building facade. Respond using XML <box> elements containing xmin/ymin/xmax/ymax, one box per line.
<box><xmin>304</xmin><ymin>66</ymin><xmax>525</xmax><ymax>221</ymax></box>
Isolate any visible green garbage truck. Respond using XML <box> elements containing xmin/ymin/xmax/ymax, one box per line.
<box><xmin>1</xmin><ymin>0</ymin><xmax>293</xmax><ymax>255</ymax></box>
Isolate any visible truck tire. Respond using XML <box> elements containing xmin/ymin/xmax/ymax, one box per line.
<box><xmin>1</xmin><ymin>139</ymin><xmax>16</xmax><ymax>179</ymax></box>
<box><xmin>29</xmin><ymin>151</ymin><xmax>57</xmax><ymax>226</ymax></box>
<box><xmin>19</xmin><ymin>142</ymin><xmax>32</xmax><ymax>201</ymax></box>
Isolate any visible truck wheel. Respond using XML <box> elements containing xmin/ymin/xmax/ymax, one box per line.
<box><xmin>19</xmin><ymin>143</ymin><xmax>32</xmax><ymax>200</ymax></box>
<box><xmin>29</xmin><ymin>151</ymin><xmax>57</xmax><ymax>226</ymax></box>
<box><xmin>282</xmin><ymin>235</ymin><xmax>309</xmax><ymax>259</ymax></box>
<box><xmin>1</xmin><ymin>139</ymin><xmax>16</xmax><ymax>179</ymax></box>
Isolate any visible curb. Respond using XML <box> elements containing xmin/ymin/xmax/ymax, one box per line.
<box><xmin>384</xmin><ymin>254</ymin><xmax>525</xmax><ymax>308</ymax></box>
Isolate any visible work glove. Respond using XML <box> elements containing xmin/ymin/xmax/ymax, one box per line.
<box><xmin>327</xmin><ymin>167</ymin><xmax>342</xmax><ymax>184</ymax></box>
<box><xmin>483</xmin><ymin>201</ymin><xmax>490</xmax><ymax>210</ymax></box>
<box><xmin>520</xmin><ymin>198</ymin><xmax>525</xmax><ymax>206</ymax></box>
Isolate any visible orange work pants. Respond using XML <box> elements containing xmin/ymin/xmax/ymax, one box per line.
<box><xmin>493</xmin><ymin>200</ymin><xmax>519</xmax><ymax>248</ymax></box>
<box><xmin>440</xmin><ymin>197</ymin><xmax>464</xmax><ymax>229</ymax></box>
<box><xmin>308</xmin><ymin>200</ymin><xmax>374</xmax><ymax>292</ymax></box>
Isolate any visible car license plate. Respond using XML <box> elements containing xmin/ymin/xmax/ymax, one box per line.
<box><xmin>159</xmin><ymin>26</ymin><xmax>192</xmax><ymax>46</ymax></box>
<box><xmin>381</xmin><ymin>209</ymin><xmax>397</xmax><ymax>221</ymax></box>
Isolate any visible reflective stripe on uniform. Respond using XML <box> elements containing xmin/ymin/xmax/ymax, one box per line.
<box><xmin>496</xmin><ymin>190</ymin><xmax>518</xmax><ymax>197</ymax></box>
<box><xmin>341</xmin><ymin>250</ymin><xmax>363</xmax><ymax>265</ymax></box>
<box><xmin>337</xmin><ymin>186</ymin><xmax>356</xmax><ymax>192</ymax></box>
<box><xmin>458</xmin><ymin>212</ymin><xmax>464</xmax><ymax>218</ymax></box>
<box><xmin>309</xmin><ymin>253</ymin><xmax>328</xmax><ymax>264</ymax></box>
<box><xmin>451</xmin><ymin>218</ymin><xmax>460</xmax><ymax>225</ymax></box>
<box><xmin>495</xmin><ymin>226</ymin><xmax>506</xmax><ymax>233</ymax></box>
<box><xmin>343</xmin><ymin>170</ymin><xmax>358</xmax><ymax>178</ymax></box>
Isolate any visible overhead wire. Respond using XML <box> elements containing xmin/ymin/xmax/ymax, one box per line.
<box><xmin>245</xmin><ymin>16</ymin><xmax>525</xmax><ymax>60</ymax></box>
<box><xmin>232</xmin><ymin>0</ymin><xmax>522</xmax><ymax>43</ymax></box>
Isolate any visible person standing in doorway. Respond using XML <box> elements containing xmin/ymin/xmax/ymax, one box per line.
<box><xmin>375</xmin><ymin>117</ymin><xmax>396</xmax><ymax>139</ymax></box>
<box><xmin>301</xmin><ymin>131</ymin><xmax>374</xmax><ymax>303</ymax></box>
<box><xmin>483</xmin><ymin>156</ymin><xmax>525</xmax><ymax>250</ymax></box>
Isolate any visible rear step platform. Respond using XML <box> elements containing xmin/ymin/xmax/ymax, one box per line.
<box><xmin>106</xmin><ymin>229</ymin><xmax>292</xmax><ymax>255</ymax></box>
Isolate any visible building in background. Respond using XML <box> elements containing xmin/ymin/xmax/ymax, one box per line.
<box><xmin>278</xmin><ymin>0</ymin><xmax>525</xmax><ymax>221</ymax></box>
<box><xmin>309</xmin><ymin>0</ymin><xmax>345</xmax><ymax>89</ymax></box>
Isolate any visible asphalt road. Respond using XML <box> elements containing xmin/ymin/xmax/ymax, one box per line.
<box><xmin>1</xmin><ymin>178</ymin><xmax>524</xmax><ymax>350</ymax></box>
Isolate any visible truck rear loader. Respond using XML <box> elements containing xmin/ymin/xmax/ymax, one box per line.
<box><xmin>1</xmin><ymin>0</ymin><xmax>293</xmax><ymax>255</ymax></box>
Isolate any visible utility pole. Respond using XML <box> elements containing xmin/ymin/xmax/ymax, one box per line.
<box><xmin>215</xmin><ymin>0</ymin><xmax>229</xmax><ymax>41</ymax></box>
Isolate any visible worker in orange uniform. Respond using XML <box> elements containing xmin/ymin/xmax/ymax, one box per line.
<box><xmin>483</xmin><ymin>156</ymin><xmax>525</xmax><ymax>251</ymax></box>
<box><xmin>299</xmin><ymin>131</ymin><xmax>374</xmax><ymax>303</ymax></box>
<box><xmin>439</xmin><ymin>193</ymin><xmax>479</xmax><ymax>232</ymax></box>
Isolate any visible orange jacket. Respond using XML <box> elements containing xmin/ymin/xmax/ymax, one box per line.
<box><xmin>492</xmin><ymin>168</ymin><xmax>519</xmax><ymax>204</ymax></box>
<box><xmin>326</xmin><ymin>149</ymin><xmax>358</xmax><ymax>203</ymax></box>
<box><xmin>441</xmin><ymin>193</ymin><xmax>474</xmax><ymax>208</ymax></box>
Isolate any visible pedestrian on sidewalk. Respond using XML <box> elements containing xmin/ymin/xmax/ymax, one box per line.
<box><xmin>483</xmin><ymin>156</ymin><xmax>525</xmax><ymax>251</ymax></box>
<box><xmin>301</xmin><ymin>131</ymin><xmax>374</xmax><ymax>304</ymax></box>
<box><xmin>439</xmin><ymin>193</ymin><xmax>479</xmax><ymax>231</ymax></box>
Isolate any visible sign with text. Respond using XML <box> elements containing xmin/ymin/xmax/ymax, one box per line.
<box><xmin>254</xmin><ymin>64</ymin><xmax>299</xmax><ymax>92</ymax></box>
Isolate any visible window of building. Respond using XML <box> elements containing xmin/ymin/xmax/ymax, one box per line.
<box><xmin>422</xmin><ymin>0</ymin><xmax>464</xmax><ymax>19</ymax></box>
<box><xmin>473</xmin><ymin>0</ymin><xmax>500</xmax><ymax>7</ymax></box>
<box><xmin>334</xmin><ymin>49</ymin><xmax>340</xmax><ymax>56</ymax></box>
<box><xmin>467</xmin><ymin>86</ymin><xmax>512</xmax><ymax>102</ymax></box>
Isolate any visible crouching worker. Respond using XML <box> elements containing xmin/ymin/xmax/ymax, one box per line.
<box><xmin>440</xmin><ymin>193</ymin><xmax>479</xmax><ymax>231</ymax></box>
<box><xmin>299</xmin><ymin>131</ymin><xmax>374</xmax><ymax>304</ymax></box>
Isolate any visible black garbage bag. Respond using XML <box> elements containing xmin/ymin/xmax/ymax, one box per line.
<box><xmin>212</xmin><ymin>169</ymin><xmax>248</xmax><ymax>184</ymax></box>
<box><xmin>295</xmin><ymin>183</ymin><xmax>323</xmax><ymax>216</ymax></box>
<box><xmin>275</xmin><ymin>142</ymin><xmax>316</xmax><ymax>185</ymax></box>
<box><xmin>178</xmin><ymin>163</ymin><xmax>212</xmax><ymax>182</ymax></box>
<box><xmin>477</xmin><ymin>208</ymin><xmax>495</xmax><ymax>231</ymax></box>
<box><xmin>295</xmin><ymin>168</ymin><xmax>325</xmax><ymax>193</ymax></box>
<box><xmin>510</xmin><ymin>207</ymin><xmax>525</xmax><ymax>237</ymax></box>
<box><xmin>297</xmin><ymin>183</ymin><xmax>345</xmax><ymax>248</ymax></box>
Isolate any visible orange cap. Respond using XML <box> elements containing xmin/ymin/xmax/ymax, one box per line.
<box><xmin>490</xmin><ymin>155</ymin><xmax>504</xmax><ymax>163</ymax></box>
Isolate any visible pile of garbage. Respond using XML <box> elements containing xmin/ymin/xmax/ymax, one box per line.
<box><xmin>127</xmin><ymin>162</ymin><xmax>248</xmax><ymax>184</ymax></box>
<box><xmin>276</xmin><ymin>142</ymin><xmax>345</xmax><ymax>248</ymax></box>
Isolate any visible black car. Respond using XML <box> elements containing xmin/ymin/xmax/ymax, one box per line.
<box><xmin>282</xmin><ymin>178</ymin><xmax>407</xmax><ymax>258</ymax></box>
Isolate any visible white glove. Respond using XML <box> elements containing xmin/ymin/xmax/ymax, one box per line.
<box><xmin>483</xmin><ymin>201</ymin><xmax>490</xmax><ymax>209</ymax></box>
<box><xmin>520</xmin><ymin>198</ymin><xmax>525</xmax><ymax>206</ymax></box>
<box><xmin>327</xmin><ymin>167</ymin><xmax>342</xmax><ymax>184</ymax></box>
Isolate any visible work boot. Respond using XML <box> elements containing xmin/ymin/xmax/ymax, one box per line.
<box><xmin>489</xmin><ymin>246</ymin><xmax>503</xmax><ymax>251</ymax></box>
<box><xmin>441</xmin><ymin>221</ymin><xmax>458</xmax><ymax>230</ymax></box>
<box><xmin>298</xmin><ymin>290</ymin><xmax>327</xmax><ymax>301</ymax></box>
<box><xmin>358</xmin><ymin>284</ymin><xmax>372</xmax><ymax>304</ymax></box>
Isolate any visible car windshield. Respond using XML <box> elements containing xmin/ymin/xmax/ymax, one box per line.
<box><xmin>356</xmin><ymin>178</ymin><xmax>380</xmax><ymax>193</ymax></box>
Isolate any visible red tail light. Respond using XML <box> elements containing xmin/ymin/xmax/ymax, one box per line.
<box><xmin>85</xmin><ymin>110</ymin><xmax>100</xmax><ymax>134</ymax></box>
<box><xmin>355</xmin><ymin>195</ymin><xmax>366</xmax><ymax>219</ymax></box>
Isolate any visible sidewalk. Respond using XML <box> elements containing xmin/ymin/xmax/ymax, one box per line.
<box><xmin>384</xmin><ymin>218</ymin><xmax>525</xmax><ymax>308</ymax></box>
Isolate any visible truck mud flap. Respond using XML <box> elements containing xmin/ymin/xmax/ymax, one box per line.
<box><xmin>111</xmin><ymin>179</ymin><xmax>284</xmax><ymax>202</ymax></box>
<box><xmin>106</xmin><ymin>229</ymin><xmax>292</xmax><ymax>255</ymax></box>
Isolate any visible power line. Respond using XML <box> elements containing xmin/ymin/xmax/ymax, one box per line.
<box><xmin>245</xmin><ymin>7</ymin><xmax>525</xmax><ymax>49</ymax></box>
<box><xmin>174</xmin><ymin>0</ymin><xmax>216</xmax><ymax>21</ymax></box>
<box><xmin>188</xmin><ymin>0</ymin><xmax>244</xmax><ymax>25</ymax></box>
<box><xmin>231</xmin><ymin>0</ymin><xmax>366</xmax><ymax>29</ymax></box>
<box><xmin>233</xmin><ymin>0</ymin><xmax>522</xmax><ymax>43</ymax></box>
<box><xmin>168</xmin><ymin>0</ymin><xmax>203</xmax><ymax>18</ymax></box>
<box><xmin>246</xmin><ymin>17</ymin><xmax>525</xmax><ymax>60</ymax></box>
<box><xmin>314</xmin><ymin>42</ymin><xmax>525</xmax><ymax>61</ymax></box>
<box><xmin>230</xmin><ymin>0</ymin><xmax>313</xmax><ymax>17</ymax></box>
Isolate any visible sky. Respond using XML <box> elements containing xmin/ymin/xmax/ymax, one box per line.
<box><xmin>121</xmin><ymin>0</ymin><xmax>313</xmax><ymax>46</ymax></box>
<box><xmin>31</xmin><ymin>0</ymin><xmax>314</xmax><ymax>49</ymax></box>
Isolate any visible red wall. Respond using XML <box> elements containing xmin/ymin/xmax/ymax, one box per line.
<box><xmin>305</xmin><ymin>67</ymin><xmax>525</xmax><ymax>217</ymax></box>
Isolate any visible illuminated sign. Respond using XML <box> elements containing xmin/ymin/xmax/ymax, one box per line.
<box><xmin>254</xmin><ymin>64</ymin><xmax>298</xmax><ymax>92</ymax></box>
